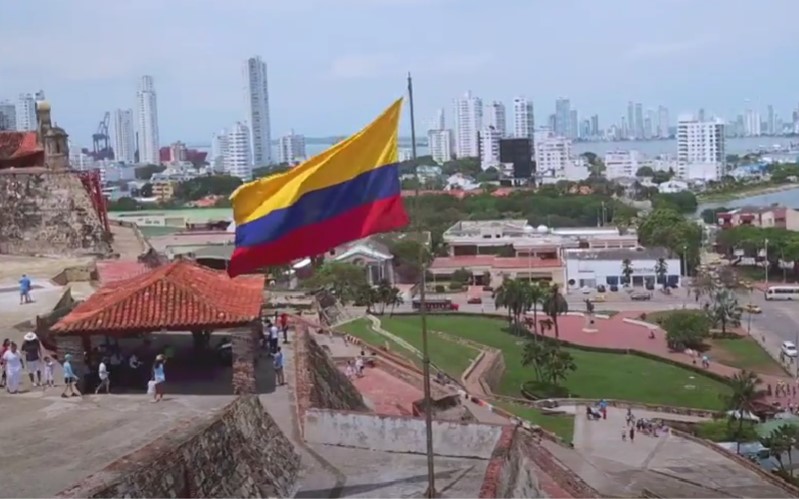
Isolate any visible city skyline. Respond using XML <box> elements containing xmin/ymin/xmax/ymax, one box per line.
<box><xmin>3</xmin><ymin>0</ymin><xmax>799</xmax><ymax>144</ymax></box>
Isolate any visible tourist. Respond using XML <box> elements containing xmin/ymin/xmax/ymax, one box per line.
<box><xmin>95</xmin><ymin>357</ymin><xmax>110</xmax><ymax>394</ymax></box>
<box><xmin>3</xmin><ymin>342</ymin><xmax>23</xmax><ymax>394</ymax></box>
<box><xmin>621</xmin><ymin>427</ymin><xmax>627</xmax><ymax>442</ymax></box>
<box><xmin>151</xmin><ymin>354</ymin><xmax>166</xmax><ymax>403</ymax></box>
<box><xmin>269</xmin><ymin>323</ymin><xmax>279</xmax><ymax>354</ymax></box>
<box><xmin>355</xmin><ymin>355</ymin><xmax>364</xmax><ymax>377</ymax></box>
<box><xmin>629</xmin><ymin>426</ymin><xmax>635</xmax><ymax>443</ymax></box>
<box><xmin>43</xmin><ymin>356</ymin><xmax>55</xmax><ymax>387</ymax></box>
<box><xmin>274</xmin><ymin>347</ymin><xmax>285</xmax><ymax>386</ymax></box>
<box><xmin>701</xmin><ymin>354</ymin><xmax>710</xmax><ymax>369</ymax></box>
<box><xmin>345</xmin><ymin>360</ymin><xmax>355</xmax><ymax>379</ymax></box>
<box><xmin>61</xmin><ymin>354</ymin><xmax>82</xmax><ymax>398</ymax></box>
<box><xmin>21</xmin><ymin>332</ymin><xmax>43</xmax><ymax>387</ymax></box>
<box><xmin>19</xmin><ymin>274</ymin><xmax>32</xmax><ymax>305</ymax></box>
<box><xmin>280</xmin><ymin>312</ymin><xmax>289</xmax><ymax>343</ymax></box>
<box><xmin>0</xmin><ymin>338</ymin><xmax>9</xmax><ymax>387</ymax></box>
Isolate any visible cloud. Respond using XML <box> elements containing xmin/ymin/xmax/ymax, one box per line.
<box><xmin>625</xmin><ymin>36</ymin><xmax>720</xmax><ymax>61</ymax></box>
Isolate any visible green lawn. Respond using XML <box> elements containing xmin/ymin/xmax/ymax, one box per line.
<box><xmin>708</xmin><ymin>337</ymin><xmax>786</xmax><ymax>376</ymax></box>
<box><xmin>338</xmin><ymin>318</ymin><xmax>478</xmax><ymax>377</ymax></box>
<box><xmin>497</xmin><ymin>401</ymin><xmax>575</xmax><ymax>444</ymax></box>
<box><xmin>381</xmin><ymin>315</ymin><xmax>731</xmax><ymax>410</ymax></box>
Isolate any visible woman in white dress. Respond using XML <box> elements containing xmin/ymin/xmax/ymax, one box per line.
<box><xmin>3</xmin><ymin>342</ymin><xmax>23</xmax><ymax>394</ymax></box>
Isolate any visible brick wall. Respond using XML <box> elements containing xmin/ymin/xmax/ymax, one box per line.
<box><xmin>0</xmin><ymin>171</ymin><xmax>110</xmax><ymax>256</ymax></box>
<box><xmin>481</xmin><ymin>350</ymin><xmax>506</xmax><ymax>393</ymax></box>
<box><xmin>57</xmin><ymin>396</ymin><xmax>300</xmax><ymax>498</ymax></box>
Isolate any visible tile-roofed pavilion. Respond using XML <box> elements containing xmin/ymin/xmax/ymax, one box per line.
<box><xmin>51</xmin><ymin>259</ymin><xmax>264</xmax><ymax>336</ymax></box>
<box><xmin>0</xmin><ymin>131</ymin><xmax>44</xmax><ymax>168</ymax></box>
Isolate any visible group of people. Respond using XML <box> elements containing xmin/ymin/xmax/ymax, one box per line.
<box><xmin>1</xmin><ymin>333</ymin><xmax>80</xmax><ymax>397</ymax></box>
<box><xmin>623</xmin><ymin>408</ymin><xmax>670</xmax><ymax>441</ymax></box>
<box><xmin>262</xmin><ymin>312</ymin><xmax>290</xmax><ymax>387</ymax></box>
<box><xmin>586</xmin><ymin>399</ymin><xmax>609</xmax><ymax>420</ymax></box>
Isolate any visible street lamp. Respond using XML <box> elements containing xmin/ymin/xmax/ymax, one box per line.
<box><xmin>524</xmin><ymin>225</ymin><xmax>534</xmax><ymax>283</ymax></box>
<box><xmin>764</xmin><ymin>238</ymin><xmax>769</xmax><ymax>283</ymax></box>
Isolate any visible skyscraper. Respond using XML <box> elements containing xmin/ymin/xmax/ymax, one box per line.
<box><xmin>244</xmin><ymin>56</ymin><xmax>272</xmax><ymax>166</ymax></box>
<box><xmin>485</xmin><ymin>101</ymin><xmax>506</xmax><ymax>137</ymax></box>
<box><xmin>677</xmin><ymin>116</ymin><xmax>725</xmax><ymax>180</ymax></box>
<box><xmin>278</xmin><ymin>131</ymin><xmax>307</xmax><ymax>165</ymax></box>
<box><xmin>512</xmin><ymin>97</ymin><xmax>535</xmax><ymax>154</ymax></box>
<box><xmin>627</xmin><ymin>102</ymin><xmax>635</xmax><ymax>139</ymax></box>
<box><xmin>454</xmin><ymin>91</ymin><xmax>483</xmax><ymax>158</ymax></box>
<box><xmin>0</xmin><ymin>100</ymin><xmax>15</xmax><ymax>131</ymax></box>
<box><xmin>590</xmin><ymin>115</ymin><xmax>599</xmax><ymax>137</ymax></box>
<box><xmin>112</xmin><ymin>109</ymin><xmax>136</xmax><ymax>164</ymax></box>
<box><xmin>225</xmin><ymin>122</ymin><xmax>253</xmax><ymax>181</ymax></box>
<box><xmin>479</xmin><ymin>126</ymin><xmax>502</xmax><ymax>169</ymax></box>
<box><xmin>430</xmin><ymin>108</ymin><xmax>446</xmax><ymax>131</ymax></box>
<box><xmin>211</xmin><ymin>130</ymin><xmax>228</xmax><ymax>172</ymax></box>
<box><xmin>555</xmin><ymin>98</ymin><xmax>571</xmax><ymax>137</ymax></box>
<box><xmin>767</xmin><ymin>105</ymin><xmax>775</xmax><ymax>135</ymax></box>
<box><xmin>15</xmin><ymin>93</ymin><xmax>37</xmax><ymax>131</ymax></box>
<box><xmin>428</xmin><ymin>129</ymin><xmax>454</xmax><ymax>165</ymax></box>
<box><xmin>657</xmin><ymin>106</ymin><xmax>670</xmax><ymax>138</ymax></box>
<box><xmin>634</xmin><ymin>103</ymin><xmax>644</xmax><ymax>140</ymax></box>
<box><xmin>135</xmin><ymin>75</ymin><xmax>160</xmax><ymax>164</ymax></box>
<box><xmin>569</xmin><ymin>109</ymin><xmax>578</xmax><ymax>140</ymax></box>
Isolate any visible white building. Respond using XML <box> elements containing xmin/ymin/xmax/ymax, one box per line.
<box><xmin>657</xmin><ymin>180</ymin><xmax>689</xmax><ymax>193</ymax></box>
<box><xmin>15</xmin><ymin>93</ymin><xmax>36</xmax><ymax>131</ymax></box>
<box><xmin>534</xmin><ymin>131</ymin><xmax>571</xmax><ymax>178</ymax></box>
<box><xmin>479</xmin><ymin>126</ymin><xmax>502</xmax><ymax>170</ymax></box>
<box><xmin>564</xmin><ymin>247</ymin><xmax>682</xmax><ymax>291</ymax></box>
<box><xmin>454</xmin><ymin>91</ymin><xmax>482</xmax><ymax>158</ymax></box>
<box><xmin>210</xmin><ymin>130</ymin><xmax>228</xmax><ymax>173</ymax></box>
<box><xmin>677</xmin><ymin>116</ymin><xmax>725</xmax><ymax>181</ymax></box>
<box><xmin>224</xmin><ymin>122</ymin><xmax>253</xmax><ymax>181</ymax></box>
<box><xmin>604</xmin><ymin>150</ymin><xmax>645</xmax><ymax>179</ymax></box>
<box><xmin>428</xmin><ymin>129</ymin><xmax>453</xmax><ymax>165</ymax></box>
<box><xmin>135</xmin><ymin>75</ymin><xmax>160</xmax><ymax>164</ymax></box>
<box><xmin>513</xmin><ymin>97</ymin><xmax>535</xmax><ymax>154</ymax></box>
<box><xmin>277</xmin><ymin>131</ymin><xmax>306</xmax><ymax>165</ymax></box>
<box><xmin>0</xmin><ymin>100</ymin><xmax>16</xmax><ymax>131</ymax></box>
<box><xmin>485</xmin><ymin>101</ymin><xmax>506</xmax><ymax>137</ymax></box>
<box><xmin>244</xmin><ymin>56</ymin><xmax>272</xmax><ymax>166</ymax></box>
<box><xmin>112</xmin><ymin>109</ymin><xmax>136</xmax><ymax>164</ymax></box>
<box><xmin>433</xmin><ymin>108</ymin><xmax>445</xmax><ymax>131</ymax></box>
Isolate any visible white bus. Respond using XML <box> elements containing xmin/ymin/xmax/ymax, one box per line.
<box><xmin>765</xmin><ymin>285</ymin><xmax>799</xmax><ymax>301</ymax></box>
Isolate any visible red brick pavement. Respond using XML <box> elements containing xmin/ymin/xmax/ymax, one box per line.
<box><xmin>339</xmin><ymin>365</ymin><xmax>421</xmax><ymax>416</ymax></box>
<box><xmin>531</xmin><ymin>313</ymin><xmax>796</xmax><ymax>407</ymax></box>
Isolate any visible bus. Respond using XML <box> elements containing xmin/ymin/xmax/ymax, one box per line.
<box><xmin>765</xmin><ymin>285</ymin><xmax>799</xmax><ymax>301</ymax></box>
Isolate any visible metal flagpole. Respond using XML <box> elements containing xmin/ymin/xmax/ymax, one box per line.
<box><xmin>408</xmin><ymin>72</ymin><xmax>436</xmax><ymax>498</ymax></box>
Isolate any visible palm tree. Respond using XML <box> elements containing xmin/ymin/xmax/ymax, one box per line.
<box><xmin>724</xmin><ymin>370</ymin><xmax>764</xmax><ymax>454</ymax></box>
<box><xmin>527</xmin><ymin>282</ymin><xmax>548</xmax><ymax>335</ymax></box>
<box><xmin>621</xmin><ymin>258</ymin><xmax>633</xmax><ymax>286</ymax></box>
<box><xmin>542</xmin><ymin>283</ymin><xmax>569</xmax><ymax>340</ymax></box>
<box><xmin>387</xmin><ymin>287</ymin><xmax>403</xmax><ymax>317</ymax></box>
<box><xmin>709</xmin><ymin>289</ymin><xmax>742</xmax><ymax>335</ymax></box>
<box><xmin>655</xmin><ymin>258</ymin><xmax>668</xmax><ymax>290</ymax></box>
<box><xmin>493</xmin><ymin>279</ymin><xmax>514</xmax><ymax>324</ymax></box>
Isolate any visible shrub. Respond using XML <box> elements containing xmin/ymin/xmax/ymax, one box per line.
<box><xmin>434</xmin><ymin>285</ymin><xmax>445</xmax><ymax>293</ymax></box>
<box><xmin>521</xmin><ymin>380</ymin><xmax>571</xmax><ymax>399</ymax></box>
<box><xmin>448</xmin><ymin>281</ymin><xmax>462</xmax><ymax>291</ymax></box>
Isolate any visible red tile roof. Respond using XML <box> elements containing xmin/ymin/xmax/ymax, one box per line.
<box><xmin>95</xmin><ymin>261</ymin><xmax>149</xmax><ymax>285</ymax></box>
<box><xmin>430</xmin><ymin>255</ymin><xmax>562</xmax><ymax>270</ymax></box>
<box><xmin>52</xmin><ymin>260</ymin><xmax>264</xmax><ymax>335</ymax></box>
<box><xmin>0</xmin><ymin>131</ymin><xmax>42</xmax><ymax>161</ymax></box>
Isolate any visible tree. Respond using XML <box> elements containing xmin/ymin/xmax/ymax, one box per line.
<box><xmin>652</xmin><ymin>192</ymin><xmax>698</xmax><ymax>214</ymax></box>
<box><xmin>724</xmin><ymin>370</ymin><xmax>764</xmax><ymax>454</ymax></box>
<box><xmin>138</xmin><ymin>183</ymin><xmax>154</xmax><ymax>198</ymax></box>
<box><xmin>305</xmin><ymin>262</ymin><xmax>368</xmax><ymax>305</ymax></box>
<box><xmin>388</xmin><ymin>239</ymin><xmax>431</xmax><ymax>282</ymax></box>
<box><xmin>541</xmin><ymin>284</ymin><xmax>568</xmax><ymax>339</ymax></box>
<box><xmin>635</xmin><ymin>166</ymin><xmax>654</xmax><ymax>177</ymax></box>
<box><xmin>173</xmin><ymin>175</ymin><xmax>243</xmax><ymax>201</ymax></box>
<box><xmin>107</xmin><ymin>196</ymin><xmax>140</xmax><ymax>212</ymax></box>
<box><xmin>700</xmin><ymin>206</ymin><xmax>728</xmax><ymax>225</ymax></box>
<box><xmin>621</xmin><ymin>258</ymin><xmax>633</xmax><ymax>286</ymax></box>
<box><xmin>655</xmin><ymin>258</ymin><xmax>668</xmax><ymax>289</ymax></box>
<box><xmin>522</xmin><ymin>339</ymin><xmax>576</xmax><ymax>387</ymax></box>
<box><xmin>494</xmin><ymin>278</ymin><xmax>531</xmax><ymax>327</ymax></box>
<box><xmin>527</xmin><ymin>282</ymin><xmax>548</xmax><ymax>335</ymax></box>
<box><xmin>451</xmin><ymin>268</ymin><xmax>472</xmax><ymax>286</ymax></box>
<box><xmin>637</xmin><ymin>209</ymin><xmax>703</xmax><ymax>272</ymax></box>
<box><xmin>662</xmin><ymin>310</ymin><xmax>711</xmax><ymax>350</ymax></box>
<box><xmin>708</xmin><ymin>289</ymin><xmax>742</xmax><ymax>335</ymax></box>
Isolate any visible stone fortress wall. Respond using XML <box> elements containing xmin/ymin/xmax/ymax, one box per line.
<box><xmin>0</xmin><ymin>170</ymin><xmax>110</xmax><ymax>256</ymax></box>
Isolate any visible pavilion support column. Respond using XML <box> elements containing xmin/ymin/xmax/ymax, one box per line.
<box><xmin>231</xmin><ymin>325</ymin><xmax>257</xmax><ymax>395</ymax></box>
<box><xmin>55</xmin><ymin>335</ymin><xmax>89</xmax><ymax>391</ymax></box>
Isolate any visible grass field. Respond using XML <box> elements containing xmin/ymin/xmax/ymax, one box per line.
<box><xmin>338</xmin><ymin>318</ymin><xmax>478</xmax><ymax>377</ymax></box>
<box><xmin>708</xmin><ymin>337</ymin><xmax>786</xmax><ymax>376</ymax></box>
<box><xmin>380</xmin><ymin>315</ymin><xmax>732</xmax><ymax>410</ymax></box>
<box><xmin>496</xmin><ymin>401</ymin><xmax>576</xmax><ymax>443</ymax></box>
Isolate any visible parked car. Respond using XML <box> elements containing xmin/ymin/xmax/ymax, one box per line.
<box><xmin>597</xmin><ymin>284</ymin><xmax>607</xmax><ymax>293</ymax></box>
<box><xmin>467</xmin><ymin>297</ymin><xmax>482</xmax><ymax>304</ymax></box>
<box><xmin>742</xmin><ymin>303</ymin><xmax>762</xmax><ymax>314</ymax></box>
<box><xmin>609</xmin><ymin>285</ymin><xmax>619</xmax><ymax>292</ymax></box>
<box><xmin>581</xmin><ymin>286</ymin><xmax>592</xmax><ymax>294</ymax></box>
<box><xmin>631</xmin><ymin>292</ymin><xmax>652</xmax><ymax>301</ymax></box>
<box><xmin>591</xmin><ymin>294</ymin><xmax>606</xmax><ymax>303</ymax></box>
<box><xmin>782</xmin><ymin>341</ymin><xmax>798</xmax><ymax>358</ymax></box>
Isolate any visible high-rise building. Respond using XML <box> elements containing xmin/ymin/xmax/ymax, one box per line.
<box><xmin>135</xmin><ymin>75</ymin><xmax>160</xmax><ymax>164</ymax></box>
<box><xmin>427</xmin><ymin>129</ymin><xmax>453</xmax><ymax>165</ymax></box>
<box><xmin>244</xmin><ymin>56</ymin><xmax>272</xmax><ymax>166</ymax></box>
<box><xmin>634</xmin><ymin>103</ymin><xmax>644</xmax><ymax>140</ymax></box>
<box><xmin>512</xmin><ymin>97</ymin><xmax>535</xmax><ymax>153</ymax></box>
<box><xmin>0</xmin><ymin>100</ymin><xmax>16</xmax><ymax>131</ymax></box>
<box><xmin>168</xmin><ymin>141</ymin><xmax>187</xmax><ymax>163</ymax></box>
<box><xmin>605</xmin><ymin>150</ymin><xmax>645</xmax><ymax>179</ymax></box>
<box><xmin>590</xmin><ymin>115</ymin><xmax>599</xmax><ymax>136</ymax></box>
<box><xmin>224</xmin><ymin>122</ymin><xmax>252</xmax><ymax>181</ymax></box>
<box><xmin>569</xmin><ymin>109</ymin><xmax>578</xmax><ymax>140</ymax></box>
<box><xmin>534</xmin><ymin>130</ymin><xmax>571</xmax><ymax>178</ymax></box>
<box><xmin>627</xmin><ymin>102</ymin><xmax>635</xmax><ymax>139</ymax></box>
<box><xmin>210</xmin><ymin>130</ymin><xmax>228</xmax><ymax>172</ymax></box>
<box><xmin>677</xmin><ymin>116</ymin><xmax>725</xmax><ymax>181</ymax></box>
<box><xmin>278</xmin><ymin>131</ymin><xmax>307</xmax><ymax>165</ymax></box>
<box><xmin>15</xmin><ymin>93</ymin><xmax>37</xmax><ymax>131</ymax></box>
<box><xmin>698</xmin><ymin>108</ymin><xmax>706</xmax><ymax>122</ymax></box>
<box><xmin>767</xmin><ymin>105</ymin><xmax>775</xmax><ymax>135</ymax></box>
<box><xmin>555</xmin><ymin>98</ymin><xmax>571</xmax><ymax>138</ymax></box>
<box><xmin>744</xmin><ymin>106</ymin><xmax>761</xmax><ymax>137</ymax></box>
<box><xmin>485</xmin><ymin>101</ymin><xmax>506</xmax><ymax>137</ymax></box>
<box><xmin>479</xmin><ymin>126</ymin><xmax>502</xmax><ymax>169</ymax></box>
<box><xmin>657</xmin><ymin>106</ymin><xmax>670</xmax><ymax>138</ymax></box>
<box><xmin>454</xmin><ymin>91</ymin><xmax>482</xmax><ymax>158</ymax></box>
<box><xmin>429</xmin><ymin>108</ymin><xmax>446</xmax><ymax>131</ymax></box>
<box><xmin>112</xmin><ymin>109</ymin><xmax>136</xmax><ymax>164</ymax></box>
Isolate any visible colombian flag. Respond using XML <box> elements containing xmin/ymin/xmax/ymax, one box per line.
<box><xmin>227</xmin><ymin>98</ymin><xmax>409</xmax><ymax>277</ymax></box>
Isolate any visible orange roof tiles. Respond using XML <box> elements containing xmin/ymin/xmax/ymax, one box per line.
<box><xmin>0</xmin><ymin>131</ymin><xmax>41</xmax><ymax>160</ymax></box>
<box><xmin>52</xmin><ymin>260</ymin><xmax>264</xmax><ymax>335</ymax></box>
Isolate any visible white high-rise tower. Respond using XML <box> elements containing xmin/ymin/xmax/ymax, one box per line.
<box><xmin>244</xmin><ymin>56</ymin><xmax>272</xmax><ymax>166</ymax></box>
<box><xmin>112</xmin><ymin>109</ymin><xmax>136</xmax><ymax>164</ymax></box>
<box><xmin>513</xmin><ymin>97</ymin><xmax>535</xmax><ymax>154</ymax></box>
<box><xmin>224</xmin><ymin>122</ymin><xmax>253</xmax><ymax>181</ymax></box>
<box><xmin>135</xmin><ymin>75</ymin><xmax>160</xmax><ymax>164</ymax></box>
<box><xmin>15</xmin><ymin>93</ymin><xmax>37</xmax><ymax>131</ymax></box>
<box><xmin>485</xmin><ymin>101</ymin><xmax>506</xmax><ymax>138</ymax></box>
<box><xmin>454</xmin><ymin>91</ymin><xmax>483</xmax><ymax>158</ymax></box>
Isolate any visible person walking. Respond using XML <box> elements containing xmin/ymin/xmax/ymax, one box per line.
<box><xmin>61</xmin><ymin>354</ymin><xmax>82</xmax><ymax>398</ymax></box>
<box><xmin>279</xmin><ymin>313</ymin><xmax>289</xmax><ymax>344</ymax></box>
<box><xmin>151</xmin><ymin>354</ymin><xmax>166</xmax><ymax>403</ymax></box>
<box><xmin>21</xmin><ymin>332</ymin><xmax>43</xmax><ymax>387</ymax></box>
<box><xmin>274</xmin><ymin>347</ymin><xmax>285</xmax><ymax>386</ymax></box>
<box><xmin>2</xmin><ymin>342</ymin><xmax>23</xmax><ymax>394</ymax></box>
<box><xmin>0</xmin><ymin>338</ymin><xmax>9</xmax><ymax>388</ymax></box>
<box><xmin>95</xmin><ymin>357</ymin><xmax>110</xmax><ymax>394</ymax></box>
<box><xmin>19</xmin><ymin>274</ymin><xmax>32</xmax><ymax>305</ymax></box>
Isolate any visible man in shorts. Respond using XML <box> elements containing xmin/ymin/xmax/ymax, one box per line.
<box><xmin>21</xmin><ymin>332</ymin><xmax>43</xmax><ymax>387</ymax></box>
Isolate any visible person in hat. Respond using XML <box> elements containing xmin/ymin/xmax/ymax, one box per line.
<box><xmin>21</xmin><ymin>332</ymin><xmax>43</xmax><ymax>387</ymax></box>
<box><xmin>61</xmin><ymin>354</ymin><xmax>82</xmax><ymax>398</ymax></box>
<box><xmin>151</xmin><ymin>354</ymin><xmax>167</xmax><ymax>403</ymax></box>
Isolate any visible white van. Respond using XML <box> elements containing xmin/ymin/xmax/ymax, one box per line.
<box><xmin>765</xmin><ymin>285</ymin><xmax>799</xmax><ymax>301</ymax></box>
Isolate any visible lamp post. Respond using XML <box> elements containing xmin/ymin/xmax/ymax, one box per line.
<box><xmin>764</xmin><ymin>238</ymin><xmax>769</xmax><ymax>283</ymax></box>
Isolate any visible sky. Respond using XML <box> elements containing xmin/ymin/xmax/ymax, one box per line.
<box><xmin>3</xmin><ymin>0</ymin><xmax>799</xmax><ymax>146</ymax></box>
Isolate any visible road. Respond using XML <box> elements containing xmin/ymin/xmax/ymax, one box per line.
<box><xmin>739</xmin><ymin>290</ymin><xmax>799</xmax><ymax>376</ymax></box>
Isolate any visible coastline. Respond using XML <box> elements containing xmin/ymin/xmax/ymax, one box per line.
<box><xmin>697</xmin><ymin>183</ymin><xmax>799</xmax><ymax>204</ymax></box>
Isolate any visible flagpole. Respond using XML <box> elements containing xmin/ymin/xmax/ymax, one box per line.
<box><xmin>408</xmin><ymin>72</ymin><xmax>436</xmax><ymax>498</ymax></box>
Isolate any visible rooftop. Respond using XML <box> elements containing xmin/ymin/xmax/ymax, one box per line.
<box><xmin>565</xmin><ymin>247</ymin><xmax>671</xmax><ymax>261</ymax></box>
<box><xmin>0</xmin><ymin>131</ymin><xmax>43</xmax><ymax>166</ymax></box>
<box><xmin>430</xmin><ymin>255</ymin><xmax>563</xmax><ymax>270</ymax></box>
<box><xmin>51</xmin><ymin>260</ymin><xmax>264</xmax><ymax>335</ymax></box>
